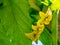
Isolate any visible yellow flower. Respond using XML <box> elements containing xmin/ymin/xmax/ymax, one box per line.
<box><xmin>25</xmin><ymin>20</ymin><xmax>44</xmax><ymax>41</ymax></box>
<box><xmin>50</xmin><ymin>0</ymin><xmax>60</xmax><ymax>10</ymax></box>
<box><xmin>32</xmin><ymin>23</ymin><xmax>44</xmax><ymax>32</ymax></box>
<box><xmin>39</xmin><ymin>8</ymin><xmax>52</xmax><ymax>25</ymax></box>
<box><xmin>32</xmin><ymin>25</ymin><xmax>37</xmax><ymax>31</ymax></box>
<box><xmin>36</xmin><ymin>20</ymin><xmax>44</xmax><ymax>31</ymax></box>
<box><xmin>25</xmin><ymin>31</ymin><xmax>42</xmax><ymax>41</ymax></box>
<box><xmin>25</xmin><ymin>32</ymin><xmax>36</xmax><ymax>41</ymax></box>
<box><xmin>25</xmin><ymin>8</ymin><xmax>52</xmax><ymax>41</ymax></box>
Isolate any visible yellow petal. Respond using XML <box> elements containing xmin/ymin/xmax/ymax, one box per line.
<box><xmin>46</xmin><ymin>8</ymin><xmax>52</xmax><ymax>15</ymax></box>
<box><xmin>39</xmin><ymin>11</ymin><xmax>46</xmax><ymax>19</ymax></box>
<box><xmin>35</xmin><ymin>32</ymin><xmax>40</xmax><ymax>40</ymax></box>
<box><xmin>37</xmin><ymin>20</ymin><xmax>44</xmax><ymax>31</ymax></box>
<box><xmin>43</xmin><ymin>8</ymin><xmax>52</xmax><ymax>25</ymax></box>
<box><xmin>38</xmin><ymin>25</ymin><xmax>44</xmax><ymax>32</ymax></box>
<box><xmin>25</xmin><ymin>32</ymin><xmax>35</xmax><ymax>41</ymax></box>
<box><xmin>32</xmin><ymin>25</ymin><xmax>37</xmax><ymax>31</ymax></box>
<box><xmin>48</xmin><ymin>14</ymin><xmax>52</xmax><ymax>21</ymax></box>
<box><xmin>44</xmin><ymin>19</ymin><xmax>50</xmax><ymax>25</ymax></box>
<box><xmin>46</xmin><ymin>8</ymin><xmax>52</xmax><ymax>21</ymax></box>
<box><xmin>44</xmin><ymin>14</ymin><xmax>52</xmax><ymax>25</ymax></box>
<box><xmin>50</xmin><ymin>0</ymin><xmax>56</xmax><ymax>3</ymax></box>
<box><xmin>35</xmin><ymin>31</ymin><xmax>43</xmax><ymax>40</ymax></box>
<box><xmin>25</xmin><ymin>31</ymin><xmax>41</xmax><ymax>41</ymax></box>
<box><xmin>37</xmin><ymin>20</ymin><xmax>44</xmax><ymax>27</ymax></box>
<box><xmin>51</xmin><ymin>0</ymin><xmax>60</xmax><ymax>10</ymax></box>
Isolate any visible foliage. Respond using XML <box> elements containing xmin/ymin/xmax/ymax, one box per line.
<box><xmin>0</xmin><ymin>0</ymin><xmax>59</xmax><ymax>45</ymax></box>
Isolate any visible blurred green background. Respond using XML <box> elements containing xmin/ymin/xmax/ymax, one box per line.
<box><xmin>0</xmin><ymin>0</ymin><xmax>59</xmax><ymax>45</ymax></box>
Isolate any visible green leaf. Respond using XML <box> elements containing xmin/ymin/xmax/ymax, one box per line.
<box><xmin>51</xmin><ymin>10</ymin><xmax>58</xmax><ymax>45</ymax></box>
<box><xmin>39</xmin><ymin>27</ymin><xmax>52</xmax><ymax>45</ymax></box>
<box><xmin>0</xmin><ymin>0</ymin><xmax>33</xmax><ymax>45</ymax></box>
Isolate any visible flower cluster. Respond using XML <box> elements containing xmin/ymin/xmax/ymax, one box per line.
<box><xmin>25</xmin><ymin>8</ymin><xmax>52</xmax><ymax>41</ymax></box>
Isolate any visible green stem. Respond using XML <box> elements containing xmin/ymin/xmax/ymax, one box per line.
<box><xmin>51</xmin><ymin>10</ymin><xmax>58</xmax><ymax>45</ymax></box>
